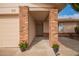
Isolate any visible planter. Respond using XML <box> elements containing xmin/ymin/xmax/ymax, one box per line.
<box><xmin>52</xmin><ymin>44</ymin><xmax>59</xmax><ymax>55</ymax></box>
<box><xmin>53</xmin><ymin>48</ymin><xmax>59</xmax><ymax>54</ymax></box>
<box><xmin>20</xmin><ymin>48</ymin><xmax>27</xmax><ymax>52</ymax></box>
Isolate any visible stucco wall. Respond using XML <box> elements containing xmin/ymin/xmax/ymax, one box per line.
<box><xmin>43</xmin><ymin>20</ymin><xmax>77</xmax><ymax>34</ymax></box>
<box><xmin>59</xmin><ymin>22</ymin><xmax>77</xmax><ymax>33</ymax></box>
<box><xmin>29</xmin><ymin>16</ymin><xmax>35</xmax><ymax>45</ymax></box>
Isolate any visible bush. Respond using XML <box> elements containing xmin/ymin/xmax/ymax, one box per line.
<box><xmin>75</xmin><ymin>26</ymin><xmax>79</xmax><ymax>34</ymax></box>
<box><xmin>71</xmin><ymin>4</ymin><xmax>79</xmax><ymax>12</ymax></box>
<box><xmin>52</xmin><ymin>44</ymin><xmax>59</xmax><ymax>48</ymax></box>
<box><xmin>19</xmin><ymin>40</ymin><xmax>28</xmax><ymax>51</ymax></box>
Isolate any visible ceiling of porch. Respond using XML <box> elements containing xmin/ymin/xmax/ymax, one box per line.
<box><xmin>30</xmin><ymin>11</ymin><xmax>49</xmax><ymax>21</ymax></box>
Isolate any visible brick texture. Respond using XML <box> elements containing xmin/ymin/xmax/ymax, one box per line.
<box><xmin>49</xmin><ymin>9</ymin><xmax>58</xmax><ymax>47</ymax></box>
<box><xmin>19</xmin><ymin>6</ymin><xmax>29</xmax><ymax>43</ymax></box>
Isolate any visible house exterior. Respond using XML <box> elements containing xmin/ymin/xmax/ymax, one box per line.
<box><xmin>59</xmin><ymin>19</ymin><xmax>79</xmax><ymax>37</ymax></box>
<box><xmin>0</xmin><ymin>3</ymin><xmax>66</xmax><ymax>47</ymax></box>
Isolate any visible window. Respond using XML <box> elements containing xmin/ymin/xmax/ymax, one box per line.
<box><xmin>59</xmin><ymin>23</ymin><xmax>64</xmax><ymax>32</ymax></box>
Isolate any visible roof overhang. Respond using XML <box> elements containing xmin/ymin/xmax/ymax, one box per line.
<box><xmin>0</xmin><ymin>3</ymin><xmax>67</xmax><ymax>11</ymax></box>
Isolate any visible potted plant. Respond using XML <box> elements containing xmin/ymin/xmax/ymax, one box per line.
<box><xmin>75</xmin><ymin>26</ymin><xmax>79</xmax><ymax>34</ymax></box>
<box><xmin>52</xmin><ymin>44</ymin><xmax>59</xmax><ymax>55</ymax></box>
<box><xmin>19</xmin><ymin>40</ymin><xmax>28</xmax><ymax>52</ymax></box>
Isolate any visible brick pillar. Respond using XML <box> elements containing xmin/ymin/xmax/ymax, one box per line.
<box><xmin>49</xmin><ymin>8</ymin><xmax>58</xmax><ymax>47</ymax></box>
<box><xmin>19</xmin><ymin>6</ymin><xmax>29</xmax><ymax>44</ymax></box>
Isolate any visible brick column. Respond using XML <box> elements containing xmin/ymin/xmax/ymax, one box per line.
<box><xmin>19</xmin><ymin>6</ymin><xmax>29</xmax><ymax>44</ymax></box>
<box><xmin>49</xmin><ymin>8</ymin><xmax>58</xmax><ymax>47</ymax></box>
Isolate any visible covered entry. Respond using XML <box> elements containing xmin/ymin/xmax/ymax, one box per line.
<box><xmin>20</xmin><ymin>6</ymin><xmax>59</xmax><ymax>47</ymax></box>
<box><xmin>0</xmin><ymin>3</ymin><xmax>66</xmax><ymax>48</ymax></box>
<box><xmin>30</xmin><ymin>11</ymin><xmax>49</xmax><ymax>37</ymax></box>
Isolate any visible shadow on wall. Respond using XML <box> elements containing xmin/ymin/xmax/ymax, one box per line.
<box><xmin>58</xmin><ymin>37</ymin><xmax>79</xmax><ymax>53</ymax></box>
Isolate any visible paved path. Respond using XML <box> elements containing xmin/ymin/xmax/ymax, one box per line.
<box><xmin>0</xmin><ymin>37</ymin><xmax>79</xmax><ymax>56</ymax></box>
<box><xmin>58</xmin><ymin>37</ymin><xmax>79</xmax><ymax>56</ymax></box>
<box><xmin>16</xmin><ymin>37</ymin><xmax>55</xmax><ymax>56</ymax></box>
<box><xmin>0</xmin><ymin>37</ymin><xmax>55</xmax><ymax>56</ymax></box>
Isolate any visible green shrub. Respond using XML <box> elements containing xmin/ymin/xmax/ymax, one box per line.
<box><xmin>19</xmin><ymin>40</ymin><xmax>28</xmax><ymax>49</ymax></box>
<box><xmin>71</xmin><ymin>4</ymin><xmax>79</xmax><ymax>12</ymax></box>
<box><xmin>75</xmin><ymin>26</ymin><xmax>79</xmax><ymax>34</ymax></box>
<box><xmin>52</xmin><ymin>44</ymin><xmax>59</xmax><ymax>48</ymax></box>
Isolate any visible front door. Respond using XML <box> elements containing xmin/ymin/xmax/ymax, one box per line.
<box><xmin>36</xmin><ymin>22</ymin><xmax>43</xmax><ymax>37</ymax></box>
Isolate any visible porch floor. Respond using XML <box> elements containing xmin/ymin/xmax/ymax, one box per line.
<box><xmin>0</xmin><ymin>37</ymin><xmax>55</xmax><ymax>56</ymax></box>
<box><xmin>15</xmin><ymin>37</ymin><xmax>55</xmax><ymax>56</ymax></box>
<box><xmin>0</xmin><ymin>37</ymin><xmax>79</xmax><ymax>56</ymax></box>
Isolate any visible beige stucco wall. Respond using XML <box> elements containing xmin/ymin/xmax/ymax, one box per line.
<box><xmin>29</xmin><ymin>16</ymin><xmax>36</xmax><ymax>45</ymax></box>
<box><xmin>43</xmin><ymin>21</ymin><xmax>49</xmax><ymax>33</ymax></box>
<box><xmin>0</xmin><ymin>16</ymin><xmax>19</xmax><ymax>47</ymax></box>
<box><xmin>43</xmin><ymin>21</ymin><xmax>77</xmax><ymax>33</ymax></box>
<box><xmin>59</xmin><ymin>22</ymin><xmax>77</xmax><ymax>33</ymax></box>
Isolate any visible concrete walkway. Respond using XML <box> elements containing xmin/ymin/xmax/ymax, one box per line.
<box><xmin>0</xmin><ymin>37</ymin><xmax>55</xmax><ymax>56</ymax></box>
<box><xmin>15</xmin><ymin>37</ymin><xmax>55</xmax><ymax>56</ymax></box>
<box><xmin>0</xmin><ymin>37</ymin><xmax>79</xmax><ymax>56</ymax></box>
<box><xmin>58</xmin><ymin>37</ymin><xmax>79</xmax><ymax>56</ymax></box>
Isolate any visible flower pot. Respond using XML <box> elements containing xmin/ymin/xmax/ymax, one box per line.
<box><xmin>53</xmin><ymin>48</ymin><xmax>59</xmax><ymax>54</ymax></box>
<box><xmin>20</xmin><ymin>48</ymin><xmax>26</xmax><ymax>52</ymax></box>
